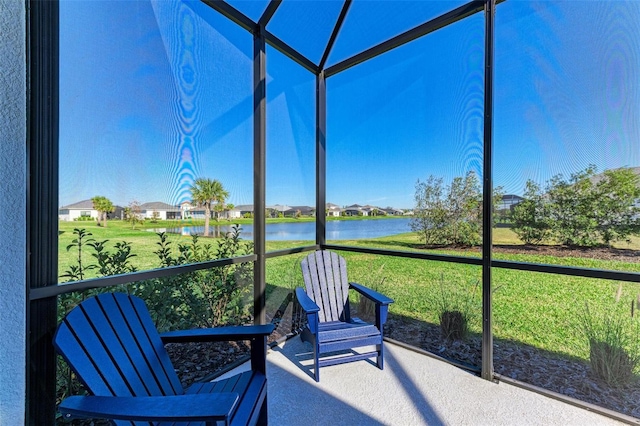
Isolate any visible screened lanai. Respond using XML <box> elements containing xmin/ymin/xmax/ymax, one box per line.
<box><xmin>27</xmin><ymin>0</ymin><xmax>640</xmax><ymax>423</ymax></box>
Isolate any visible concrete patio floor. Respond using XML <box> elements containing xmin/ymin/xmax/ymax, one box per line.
<box><xmin>258</xmin><ymin>336</ymin><xmax>625</xmax><ymax>425</ymax></box>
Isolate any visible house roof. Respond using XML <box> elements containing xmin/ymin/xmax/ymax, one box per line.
<box><xmin>140</xmin><ymin>201</ymin><xmax>180</xmax><ymax>211</ymax></box>
<box><xmin>59</xmin><ymin>199</ymin><xmax>95</xmax><ymax>209</ymax></box>
<box><xmin>288</xmin><ymin>205</ymin><xmax>315</xmax><ymax>213</ymax></box>
<box><xmin>234</xmin><ymin>204</ymin><xmax>254</xmax><ymax>212</ymax></box>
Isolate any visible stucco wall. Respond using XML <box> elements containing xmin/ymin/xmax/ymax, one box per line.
<box><xmin>0</xmin><ymin>1</ymin><xmax>27</xmax><ymax>423</ymax></box>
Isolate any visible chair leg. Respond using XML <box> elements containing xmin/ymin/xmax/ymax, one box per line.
<box><xmin>314</xmin><ymin>343</ymin><xmax>320</xmax><ymax>382</ymax></box>
<box><xmin>257</xmin><ymin>395</ymin><xmax>268</xmax><ymax>425</ymax></box>
<box><xmin>377</xmin><ymin>343</ymin><xmax>384</xmax><ymax>370</ymax></box>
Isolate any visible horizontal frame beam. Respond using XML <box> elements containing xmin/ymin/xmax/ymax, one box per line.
<box><xmin>34</xmin><ymin>244</ymin><xmax>640</xmax><ymax>300</ymax></box>
<box><xmin>492</xmin><ymin>259</ymin><xmax>640</xmax><ymax>283</ymax></box>
<box><xmin>29</xmin><ymin>254</ymin><xmax>257</xmax><ymax>300</ymax></box>
<box><xmin>323</xmin><ymin>244</ymin><xmax>640</xmax><ymax>283</ymax></box>
<box><xmin>265</xmin><ymin>245</ymin><xmax>320</xmax><ymax>259</ymax></box>
<box><xmin>325</xmin><ymin>0</ymin><xmax>485</xmax><ymax>77</ymax></box>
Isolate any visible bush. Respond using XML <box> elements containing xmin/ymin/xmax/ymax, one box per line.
<box><xmin>433</xmin><ymin>274</ymin><xmax>480</xmax><ymax>340</ymax></box>
<box><xmin>131</xmin><ymin>225</ymin><xmax>253</xmax><ymax>331</ymax></box>
<box><xmin>580</xmin><ymin>285</ymin><xmax>640</xmax><ymax>387</ymax></box>
<box><xmin>410</xmin><ymin>171</ymin><xmax>502</xmax><ymax>247</ymax></box>
<box><xmin>511</xmin><ymin>180</ymin><xmax>552</xmax><ymax>245</ymax></box>
<box><xmin>513</xmin><ymin>166</ymin><xmax>640</xmax><ymax>247</ymax></box>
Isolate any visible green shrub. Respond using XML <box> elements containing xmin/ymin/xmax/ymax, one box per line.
<box><xmin>513</xmin><ymin>166</ymin><xmax>640</xmax><ymax>247</ymax></box>
<box><xmin>411</xmin><ymin>171</ymin><xmax>503</xmax><ymax>247</ymax></box>
<box><xmin>511</xmin><ymin>180</ymin><xmax>552</xmax><ymax>245</ymax></box>
<box><xmin>433</xmin><ymin>274</ymin><xmax>480</xmax><ymax>340</ymax></box>
<box><xmin>131</xmin><ymin>225</ymin><xmax>253</xmax><ymax>331</ymax></box>
<box><xmin>580</xmin><ymin>285</ymin><xmax>640</xmax><ymax>387</ymax></box>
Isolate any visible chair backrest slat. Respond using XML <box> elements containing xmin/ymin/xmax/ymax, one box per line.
<box><xmin>54</xmin><ymin>324</ymin><xmax>114</xmax><ymax>396</ymax></box>
<box><xmin>314</xmin><ymin>252</ymin><xmax>333</xmax><ymax>321</ymax></box>
<box><xmin>80</xmin><ymin>297</ymin><xmax>155</xmax><ymax>396</ymax></box>
<box><xmin>98</xmin><ymin>294</ymin><xmax>171</xmax><ymax>396</ymax></box>
<box><xmin>114</xmin><ymin>294</ymin><xmax>183</xmax><ymax>396</ymax></box>
<box><xmin>322</xmin><ymin>251</ymin><xmax>340</xmax><ymax>321</ymax></box>
<box><xmin>54</xmin><ymin>293</ymin><xmax>183</xmax><ymax>403</ymax></box>
<box><xmin>302</xmin><ymin>252</ymin><xmax>326</xmax><ymax>322</ymax></box>
<box><xmin>301</xmin><ymin>250</ymin><xmax>350</xmax><ymax>322</ymax></box>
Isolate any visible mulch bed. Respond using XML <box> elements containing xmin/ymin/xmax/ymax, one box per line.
<box><xmin>384</xmin><ymin>315</ymin><xmax>640</xmax><ymax>420</ymax></box>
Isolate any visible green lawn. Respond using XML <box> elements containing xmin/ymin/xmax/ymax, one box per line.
<box><xmin>58</xmin><ymin>220</ymin><xmax>640</xmax><ymax>362</ymax></box>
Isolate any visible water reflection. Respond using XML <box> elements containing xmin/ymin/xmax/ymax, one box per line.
<box><xmin>150</xmin><ymin>218</ymin><xmax>411</xmax><ymax>241</ymax></box>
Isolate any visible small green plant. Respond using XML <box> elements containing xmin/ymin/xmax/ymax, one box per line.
<box><xmin>434</xmin><ymin>274</ymin><xmax>480</xmax><ymax>341</ymax></box>
<box><xmin>580</xmin><ymin>284</ymin><xmax>640</xmax><ymax>387</ymax></box>
<box><xmin>60</xmin><ymin>228</ymin><xmax>97</xmax><ymax>281</ymax></box>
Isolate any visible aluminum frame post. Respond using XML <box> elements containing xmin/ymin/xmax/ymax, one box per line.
<box><xmin>253</xmin><ymin>25</ymin><xmax>267</xmax><ymax>325</ymax></box>
<box><xmin>316</xmin><ymin>72</ymin><xmax>327</xmax><ymax>247</ymax></box>
<box><xmin>27</xmin><ymin>0</ymin><xmax>60</xmax><ymax>422</ymax></box>
<box><xmin>481</xmin><ymin>0</ymin><xmax>496</xmax><ymax>381</ymax></box>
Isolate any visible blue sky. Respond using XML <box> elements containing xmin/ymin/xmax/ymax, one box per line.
<box><xmin>59</xmin><ymin>0</ymin><xmax>640</xmax><ymax>209</ymax></box>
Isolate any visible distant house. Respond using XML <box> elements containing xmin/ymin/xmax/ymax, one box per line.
<box><xmin>226</xmin><ymin>208</ymin><xmax>242</xmax><ymax>219</ymax></box>
<box><xmin>382</xmin><ymin>207</ymin><xmax>404</xmax><ymax>216</ymax></box>
<box><xmin>269</xmin><ymin>204</ymin><xmax>292</xmax><ymax>218</ymax></box>
<box><xmin>344</xmin><ymin>204</ymin><xmax>367</xmax><ymax>216</ymax></box>
<box><xmin>235</xmin><ymin>204</ymin><xmax>254</xmax><ymax>217</ymax></box>
<box><xmin>326</xmin><ymin>203</ymin><xmax>342</xmax><ymax>217</ymax></box>
<box><xmin>58</xmin><ymin>199</ymin><xmax>124</xmax><ymax>221</ymax></box>
<box><xmin>284</xmin><ymin>205</ymin><xmax>315</xmax><ymax>217</ymax></box>
<box><xmin>140</xmin><ymin>201</ymin><xmax>182</xmax><ymax>220</ymax></box>
<box><xmin>180</xmin><ymin>201</ymin><xmax>206</xmax><ymax>219</ymax></box>
<box><xmin>497</xmin><ymin>194</ymin><xmax>524</xmax><ymax>212</ymax></box>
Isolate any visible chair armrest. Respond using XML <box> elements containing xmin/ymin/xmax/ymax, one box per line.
<box><xmin>349</xmin><ymin>282</ymin><xmax>394</xmax><ymax>305</ymax></box>
<box><xmin>295</xmin><ymin>287</ymin><xmax>320</xmax><ymax>313</ymax></box>
<box><xmin>59</xmin><ymin>393</ymin><xmax>239</xmax><ymax>422</ymax></box>
<box><xmin>160</xmin><ymin>324</ymin><xmax>275</xmax><ymax>344</ymax></box>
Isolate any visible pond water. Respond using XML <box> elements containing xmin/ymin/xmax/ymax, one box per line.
<box><xmin>155</xmin><ymin>218</ymin><xmax>412</xmax><ymax>241</ymax></box>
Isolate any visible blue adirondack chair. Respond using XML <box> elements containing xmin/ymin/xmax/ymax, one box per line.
<box><xmin>296</xmin><ymin>250</ymin><xmax>394</xmax><ymax>381</ymax></box>
<box><xmin>54</xmin><ymin>292</ymin><xmax>274</xmax><ymax>425</ymax></box>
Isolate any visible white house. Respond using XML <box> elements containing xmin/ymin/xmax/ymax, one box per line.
<box><xmin>140</xmin><ymin>201</ymin><xmax>182</xmax><ymax>220</ymax></box>
<box><xmin>58</xmin><ymin>199</ymin><xmax>124</xmax><ymax>221</ymax></box>
<box><xmin>326</xmin><ymin>203</ymin><xmax>342</xmax><ymax>217</ymax></box>
<box><xmin>344</xmin><ymin>204</ymin><xmax>368</xmax><ymax>216</ymax></box>
<box><xmin>58</xmin><ymin>199</ymin><xmax>100</xmax><ymax>221</ymax></box>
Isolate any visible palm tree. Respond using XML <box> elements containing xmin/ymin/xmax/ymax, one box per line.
<box><xmin>190</xmin><ymin>178</ymin><xmax>229</xmax><ymax>236</ymax></box>
<box><xmin>91</xmin><ymin>195</ymin><xmax>114</xmax><ymax>227</ymax></box>
<box><xmin>225</xmin><ymin>203</ymin><xmax>235</xmax><ymax>221</ymax></box>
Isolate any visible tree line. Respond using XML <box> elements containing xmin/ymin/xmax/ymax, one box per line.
<box><xmin>511</xmin><ymin>166</ymin><xmax>640</xmax><ymax>247</ymax></box>
<box><xmin>411</xmin><ymin>166</ymin><xmax>640</xmax><ymax>248</ymax></box>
